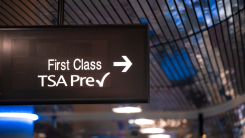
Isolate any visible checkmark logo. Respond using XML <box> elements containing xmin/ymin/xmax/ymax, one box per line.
<box><xmin>96</xmin><ymin>72</ymin><xmax>110</xmax><ymax>87</ymax></box>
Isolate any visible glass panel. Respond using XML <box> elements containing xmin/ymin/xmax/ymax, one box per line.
<box><xmin>83</xmin><ymin>0</ymin><xmax>107</xmax><ymax>24</ymax></box>
<box><xmin>118</xmin><ymin>0</ymin><xmax>141</xmax><ymax>23</ymax></box>
<box><xmin>169</xmin><ymin>42</ymin><xmax>196</xmax><ymax>79</ymax></box>
<box><xmin>163</xmin><ymin>43</ymin><xmax>186</xmax><ymax>79</ymax></box>
<box><xmin>231</xmin><ymin>0</ymin><xmax>238</xmax><ymax>14</ymax></box>
<box><xmin>90</xmin><ymin>0</ymin><xmax>114</xmax><ymax>24</ymax></box>
<box><xmin>175</xmin><ymin>0</ymin><xmax>194</xmax><ymax>35</ymax></box>
<box><xmin>65</xmin><ymin>1</ymin><xmax>85</xmax><ymax>25</ymax></box>
<box><xmin>149</xmin><ymin>0</ymin><xmax>174</xmax><ymax>41</ymax></box>
<box><xmin>216</xmin><ymin>0</ymin><xmax>226</xmax><ymax>21</ymax></box>
<box><xmin>109</xmin><ymin>0</ymin><xmax>131</xmax><ymax>24</ymax></box>
<box><xmin>224</xmin><ymin>0</ymin><xmax>232</xmax><ymax>17</ymax></box>
<box><xmin>239</xmin><ymin>0</ymin><xmax>244</xmax><ymax>10</ymax></box>
<box><xmin>139</xmin><ymin>0</ymin><xmax>166</xmax><ymax>43</ymax></box>
<box><xmin>234</xmin><ymin>14</ymin><xmax>244</xmax><ymax>93</ymax></box>
<box><xmin>150</xmin><ymin>48</ymin><xmax>175</xmax><ymax>81</ymax></box>
<box><xmin>100</xmin><ymin>0</ymin><xmax>123</xmax><ymax>24</ymax></box>
<box><xmin>182</xmin><ymin>38</ymin><xmax>213</xmax><ymax>104</ymax></box>
<box><xmin>166</xmin><ymin>0</ymin><xmax>187</xmax><ymax>37</ymax></box>
<box><xmin>208</xmin><ymin>0</ymin><xmax>219</xmax><ymax>24</ymax></box>
<box><xmin>199</xmin><ymin>0</ymin><xmax>213</xmax><ymax>27</ymax></box>
<box><xmin>156</xmin><ymin>45</ymin><xmax>181</xmax><ymax>80</ymax></box>
<box><xmin>183</xmin><ymin>0</ymin><xmax>200</xmax><ymax>33</ymax></box>
<box><xmin>208</xmin><ymin>27</ymin><xmax>232</xmax><ymax>101</ymax></box>
<box><xmin>150</xmin><ymin>54</ymin><xmax>171</xmax><ymax>85</ymax></box>
<box><xmin>176</xmin><ymin>40</ymin><xmax>197</xmax><ymax>81</ymax></box>
<box><xmin>158</xmin><ymin>0</ymin><xmax>180</xmax><ymax>40</ymax></box>
<box><xmin>129</xmin><ymin>0</ymin><xmax>160</xmax><ymax>45</ymax></box>
<box><xmin>192</xmin><ymin>0</ymin><xmax>206</xmax><ymax>30</ymax></box>
<box><xmin>72</xmin><ymin>0</ymin><xmax>100</xmax><ymax>24</ymax></box>
<box><xmin>222</xmin><ymin>21</ymin><xmax>238</xmax><ymax>97</ymax></box>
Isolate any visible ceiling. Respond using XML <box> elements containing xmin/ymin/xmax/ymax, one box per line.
<box><xmin>1</xmin><ymin>0</ymin><xmax>245</xmax><ymax>137</ymax></box>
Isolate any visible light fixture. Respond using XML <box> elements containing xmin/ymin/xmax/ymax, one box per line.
<box><xmin>140</xmin><ymin>128</ymin><xmax>165</xmax><ymax>134</ymax></box>
<box><xmin>0</xmin><ymin>113</ymin><xmax>39</xmax><ymax>121</ymax></box>
<box><xmin>112</xmin><ymin>106</ymin><xmax>142</xmax><ymax>113</ymax></box>
<box><xmin>148</xmin><ymin>134</ymin><xmax>171</xmax><ymax>138</ymax></box>
<box><xmin>132</xmin><ymin>118</ymin><xmax>155</xmax><ymax>125</ymax></box>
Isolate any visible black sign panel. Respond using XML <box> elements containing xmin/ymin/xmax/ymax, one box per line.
<box><xmin>0</xmin><ymin>25</ymin><xmax>149</xmax><ymax>105</ymax></box>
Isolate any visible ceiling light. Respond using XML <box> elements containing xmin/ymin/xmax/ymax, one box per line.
<box><xmin>148</xmin><ymin>134</ymin><xmax>171</xmax><ymax>138</ymax></box>
<box><xmin>112</xmin><ymin>107</ymin><xmax>142</xmax><ymax>113</ymax></box>
<box><xmin>140</xmin><ymin>128</ymin><xmax>164</xmax><ymax>134</ymax></box>
<box><xmin>0</xmin><ymin>113</ymin><xmax>38</xmax><ymax>121</ymax></box>
<box><xmin>135</xmin><ymin>118</ymin><xmax>155</xmax><ymax>125</ymax></box>
<box><xmin>128</xmin><ymin>119</ymin><xmax>135</xmax><ymax>124</ymax></box>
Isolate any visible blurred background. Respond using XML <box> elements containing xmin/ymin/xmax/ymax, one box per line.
<box><xmin>0</xmin><ymin>0</ymin><xmax>245</xmax><ymax>137</ymax></box>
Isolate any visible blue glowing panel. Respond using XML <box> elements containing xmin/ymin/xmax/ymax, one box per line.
<box><xmin>0</xmin><ymin>118</ymin><xmax>34</xmax><ymax>138</ymax></box>
<box><xmin>0</xmin><ymin>106</ymin><xmax>34</xmax><ymax>113</ymax></box>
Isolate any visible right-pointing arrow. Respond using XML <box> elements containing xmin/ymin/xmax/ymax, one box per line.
<box><xmin>113</xmin><ymin>56</ymin><xmax>132</xmax><ymax>72</ymax></box>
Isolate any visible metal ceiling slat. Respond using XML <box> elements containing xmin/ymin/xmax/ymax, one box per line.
<box><xmin>65</xmin><ymin>1</ymin><xmax>85</xmax><ymax>24</ymax></box>
<box><xmin>136</xmin><ymin>1</ymin><xmax>191</xmax><ymax>85</ymax></box>
<box><xmin>234</xmin><ymin>13</ymin><xmax>245</xmax><ymax>93</ymax></box>
<box><xmin>150</xmin><ymin>72</ymin><xmax>177</xmax><ymax>111</ymax></box>
<box><xmin>150</xmin><ymin>55</ymin><xmax>172</xmax><ymax>86</ymax></box>
<box><xmin>0</xmin><ymin>19</ymin><xmax>7</xmax><ymax>26</ymax></box>
<box><xmin>161</xmin><ymin>0</ymin><xmax>219</xmax><ymax>105</ymax></box>
<box><xmin>147</xmin><ymin>0</ymin><xmax>196</xmax><ymax>83</ymax></box>
<box><xmin>132</xmin><ymin>0</ymin><xmax>163</xmax><ymax>44</ymax></box>
<box><xmin>209</xmin><ymin>27</ymin><xmax>233</xmax><ymax>99</ymax></box>
<box><xmin>45</xmin><ymin>0</ymin><xmax>69</xmax><ymax>24</ymax></box>
<box><xmin>150</xmin><ymin>65</ymin><xmax>191</xmax><ymax>110</ymax></box>
<box><xmin>35</xmin><ymin>0</ymin><xmax>58</xmax><ymax>24</ymax></box>
<box><xmin>205</xmin><ymin>1</ymin><xmax>233</xmax><ymax>97</ymax></box>
<box><xmin>185</xmin><ymin>0</ymin><xmax>221</xmax><ymax>103</ymax></box>
<box><xmin>165</xmin><ymin>0</ymin><xmax>187</xmax><ymax>38</ymax></box>
<box><xmin>98</xmin><ymin>0</ymin><xmax>118</xmax><ymax>24</ymax></box>
<box><xmin>149</xmin><ymin>75</ymin><xmax>178</xmax><ymax>111</ymax></box>
<box><xmin>214</xmin><ymin>1</ymin><xmax>235</xmax><ymax>96</ymax></box>
<box><xmin>72</xmin><ymin>0</ymin><xmax>92</xmax><ymax>24</ymax></box>
<box><xmin>107</xmin><ymin>0</ymin><xmax>125</xmax><ymax>24</ymax></box>
<box><xmin>9</xmin><ymin>0</ymin><xmax>40</xmax><ymax>25</ymax></box>
<box><xmin>140</xmin><ymin>0</ymin><xmax>167</xmax><ymax>43</ymax></box>
<box><xmin>150</xmin><ymin>62</ymin><xmax>168</xmax><ymax>87</ymax></box>
<box><xmin>150</xmin><ymin>51</ymin><xmax>186</xmax><ymax>110</ymax></box>
<box><xmin>183</xmin><ymin>38</ymin><xmax>215</xmax><ymax>105</ymax></box>
<box><xmin>236</xmin><ymin>12</ymin><xmax>245</xmax><ymax>94</ymax></box>
<box><xmin>2</xmin><ymin>0</ymin><xmax>31</xmax><ymax>25</ymax></box>
<box><xmin>77</xmin><ymin>0</ymin><xmax>101</xmax><ymax>24</ymax></box>
<box><xmin>89</xmin><ymin>0</ymin><xmax>109</xmax><ymax>24</ymax></box>
<box><xmin>157</xmin><ymin>0</ymin><xmax>180</xmax><ymax>40</ymax></box>
<box><xmin>151</xmin><ymin>47</ymin><xmax>180</xmax><ymax>85</ymax></box>
<box><xmin>21</xmin><ymin>0</ymin><xmax>49</xmax><ymax>25</ymax></box>
<box><xmin>0</xmin><ymin>12</ymin><xmax>16</xmax><ymax>25</ymax></box>
<box><xmin>117</xmin><ymin>0</ymin><xmax>137</xmax><ymax>24</ymax></box>
<box><xmin>55</xmin><ymin>1</ymin><xmax>77</xmax><ymax>24</ymax></box>
<box><xmin>227</xmin><ymin>16</ymin><xmax>243</xmax><ymax>94</ymax></box>
<box><xmin>200</xmin><ymin>0</ymin><xmax>228</xmax><ymax>102</ymax></box>
<box><xmin>222</xmin><ymin>21</ymin><xmax>240</xmax><ymax>96</ymax></box>
<box><xmin>0</xmin><ymin>6</ymin><xmax>24</xmax><ymax>25</ymax></box>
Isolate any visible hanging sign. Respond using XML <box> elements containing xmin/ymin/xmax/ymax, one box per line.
<box><xmin>0</xmin><ymin>25</ymin><xmax>149</xmax><ymax>104</ymax></box>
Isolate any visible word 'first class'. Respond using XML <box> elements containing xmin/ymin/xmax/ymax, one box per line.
<box><xmin>48</xmin><ymin>59</ymin><xmax>102</xmax><ymax>71</ymax></box>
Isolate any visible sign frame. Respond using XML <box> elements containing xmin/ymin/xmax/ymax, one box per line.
<box><xmin>0</xmin><ymin>24</ymin><xmax>149</xmax><ymax>105</ymax></box>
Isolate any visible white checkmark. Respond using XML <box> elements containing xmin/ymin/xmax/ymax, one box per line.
<box><xmin>96</xmin><ymin>72</ymin><xmax>110</xmax><ymax>87</ymax></box>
